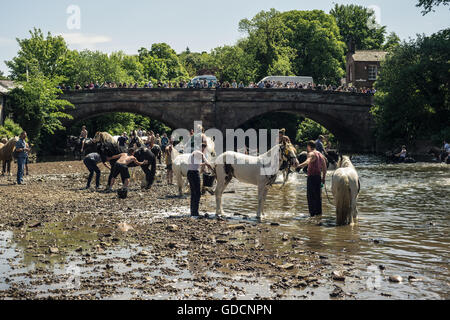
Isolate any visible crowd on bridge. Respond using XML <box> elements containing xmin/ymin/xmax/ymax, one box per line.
<box><xmin>58</xmin><ymin>80</ymin><xmax>376</xmax><ymax>94</ymax></box>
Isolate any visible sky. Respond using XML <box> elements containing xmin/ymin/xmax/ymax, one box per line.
<box><xmin>0</xmin><ymin>0</ymin><xmax>449</xmax><ymax>75</ymax></box>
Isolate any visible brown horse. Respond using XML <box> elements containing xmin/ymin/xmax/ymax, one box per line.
<box><xmin>0</xmin><ymin>137</ymin><xmax>18</xmax><ymax>175</ymax></box>
<box><xmin>93</xmin><ymin>132</ymin><xmax>116</xmax><ymax>144</ymax></box>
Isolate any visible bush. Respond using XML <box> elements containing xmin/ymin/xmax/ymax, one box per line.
<box><xmin>0</xmin><ymin>118</ymin><xmax>23</xmax><ymax>139</ymax></box>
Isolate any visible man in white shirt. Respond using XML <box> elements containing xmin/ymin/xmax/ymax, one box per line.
<box><xmin>187</xmin><ymin>143</ymin><xmax>213</xmax><ymax>217</ymax></box>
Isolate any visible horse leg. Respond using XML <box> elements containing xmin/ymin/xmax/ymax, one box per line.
<box><xmin>256</xmin><ymin>183</ymin><xmax>265</xmax><ymax>221</ymax></box>
<box><xmin>176</xmin><ymin>171</ymin><xmax>184</xmax><ymax>196</ymax></box>
<box><xmin>260</xmin><ymin>185</ymin><xmax>269</xmax><ymax>218</ymax></box>
<box><xmin>215</xmin><ymin>168</ymin><xmax>229</xmax><ymax>217</ymax></box>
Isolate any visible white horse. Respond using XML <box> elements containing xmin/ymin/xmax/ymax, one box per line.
<box><xmin>214</xmin><ymin>144</ymin><xmax>298</xmax><ymax>220</ymax></box>
<box><xmin>171</xmin><ymin>136</ymin><xmax>216</xmax><ymax>196</ymax></box>
<box><xmin>331</xmin><ymin>156</ymin><xmax>360</xmax><ymax>226</ymax></box>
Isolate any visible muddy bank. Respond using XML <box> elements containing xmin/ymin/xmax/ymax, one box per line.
<box><xmin>0</xmin><ymin>161</ymin><xmax>398</xmax><ymax>300</ymax></box>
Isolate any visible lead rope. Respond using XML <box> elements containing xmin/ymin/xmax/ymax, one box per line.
<box><xmin>324</xmin><ymin>182</ymin><xmax>334</xmax><ymax>205</ymax></box>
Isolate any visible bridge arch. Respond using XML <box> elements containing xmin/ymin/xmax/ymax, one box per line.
<box><xmin>62</xmin><ymin>88</ymin><xmax>375</xmax><ymax>152</ymax></box>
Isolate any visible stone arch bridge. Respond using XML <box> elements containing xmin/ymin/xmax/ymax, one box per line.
<box><xmin>62</xmin><ymin>88</ymin><xmax>376</xmax><ymax>152</ymax></box>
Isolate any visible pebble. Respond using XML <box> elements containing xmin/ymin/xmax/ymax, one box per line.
<box><xmin>389</xmin><ymin>275</ymin><xmax>403</xmax><ymax>283</ymax></box>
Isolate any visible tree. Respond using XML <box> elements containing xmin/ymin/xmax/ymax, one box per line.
<box><xmin>210</xmin><ymin>44</ymin><xmax>258</xmax><ymax>83</ymax></box>
<box><xmin>0</xmin><ymin>71</ymin><xmax>8</xmax><ymax>80</ymax></box>
<box><xmin>139</xmin><ymin>43</ymin><xmax>189</xmax><ymax>81</ymax></box>
<box><xmin>279</xmin><ymin>10</ymin><xmax>346</xmax><ymax>84</ymax></box>
<box><xmin>417</xmin><ymin>0</ymin><xmax>450</xmax><ymax>14</ymax></box>
<box><xmin>5</xmin><ymin>28</ymin><xmax>77</xmax><ymax>81</ymax></box>
<box><xmin>372</xmin><ymin>29</ymin><xmax>450</xmax><ymax>145</ymax></box>
<box><xmin>383</xmin><ymin>32</ymin><xmax>401</xmax><ymax>51</ymax></box>
<box><xmin>296</xmin><ymin>118</ymin><xmax>335</xmax><ymax>147</ymax></box>
<box><xmin>70</xmin><ymin>50</ymin><xmax>131</xmax><ymax>86</ymax></box>
<box><xmin>330</xmin><ymin>4</ymin><xmax>387</xmax><ymax>51</ymax></box>
<box><xmin>238</xmin><ymin>9</ymin><xmax>290</xmax><ymax>81</ymax></box>
<box><xmin>0</xmin><ymin>118</ymin><xmax>23</xmax><ymax>138</ymax></box>
<box><xmin>7</xmin><ymin>74</ymin><xmax>73</xmax><ymax>144</ymax></box>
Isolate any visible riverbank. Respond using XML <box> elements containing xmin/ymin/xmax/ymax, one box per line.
<box><xmin>0</xmin><ymin>161</ymin><xmax>360</xmax><ymax>300</ymax></box>
<box><xmin>0</xmin><ymin>160</ymin><xmax>448</xmax><ymax>300</ymax></box>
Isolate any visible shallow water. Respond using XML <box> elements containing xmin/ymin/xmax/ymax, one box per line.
<box><xmin>1</xmin><ymin>156</ymin><xmax>448</xmax><ymax>299</ymax></box>
<box><xmin>205</xmin><ymin>155</ymin><xmax>449</xmax><ymax>299</ymax></box>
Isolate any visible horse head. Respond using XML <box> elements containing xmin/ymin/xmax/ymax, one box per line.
<box><xmin>280</xmin><ymin>143</ymin><xmax>299</xmax><ymax>168</ymax></box>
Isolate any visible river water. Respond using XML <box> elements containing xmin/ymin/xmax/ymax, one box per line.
<box><xmin>203</xmin><ymin>155</ymin><xmax>449</xmax><ymax>299</ymax></box>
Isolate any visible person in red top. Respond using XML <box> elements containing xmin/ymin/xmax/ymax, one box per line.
<box><xmin>297</xmin><ymin>141</ymin><xmax>328</xmax><ymax>217</ymax></box>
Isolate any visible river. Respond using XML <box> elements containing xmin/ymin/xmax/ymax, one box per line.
<box><xmin>202</xmin><ymin>155</ymin><xmax>450</xmax><ymax>299</ymax></box>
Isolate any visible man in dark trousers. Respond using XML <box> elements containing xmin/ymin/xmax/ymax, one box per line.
<box><xmin>297</xmin><ymin>141</ymin><xmax>327</xmax><ymax>216</ymax></box>
<box><xmin>187</xmin><ymin>143</ymin><xmax>213</xmax><ymax>217</ymax></box>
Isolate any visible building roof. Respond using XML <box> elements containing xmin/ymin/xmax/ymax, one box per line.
<box><xmin>0</xmin><ymin>80</ymin><xmax>17</xmax><ymax>94</ymax></box>
<box><xmin>351</xmin><ymin>50</ymin><xmax>387</xmax><ymax>62</ymax></box>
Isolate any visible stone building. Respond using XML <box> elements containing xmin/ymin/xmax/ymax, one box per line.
<box><xmin>346</xmin><ymin>49</ymin><xmax>387</xmax><ymax>89</ymax></box>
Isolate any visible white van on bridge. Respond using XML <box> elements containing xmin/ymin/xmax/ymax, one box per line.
<box><xmin>258</xmin><ymin>76</ymin><xmax>314</xmax><ymax>85</ymax></box>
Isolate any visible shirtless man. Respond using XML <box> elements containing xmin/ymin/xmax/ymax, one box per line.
<box><xmin>80</xmin><ymin>126</ymin><xmax>88</xmax><ymax>153</ymax></box>
<box><xmin>108</xmin><ymin>148</ymin><xmax>148</xmax><ymax>190</ymax></box>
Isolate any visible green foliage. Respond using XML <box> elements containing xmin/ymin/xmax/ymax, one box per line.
<box><xmin>0</xmin><ymin>71</ymin><xmax>8</xmax><ymax>80</ymax></box>
<box><xmin>0</xmin><ymin>118</ymin><xmax>23</xmax><ymax>139</ymax></box>
<box><xmin>417</xmin><ymin>0</ymin><xmax>450</xmax><ymax>14</ymax></box>
<box><xmin>372</xmin><ymin>29</ymin><xmax>450</xmax><ymax>145</ymax></box>
<box><xmin>139</xmin><ymin>43</ymin><xmax>189</xmax><ymax>82</ymax></box>
<box><xmin>330</xmin><ymin>4</ymin><xmax>387</xmax><ymax>51</ymax></box>
<box><xmin>280</xmin><ymin>10</ymin><xmax>346</xmax><ymax>84</ymax></box>
<box><xmin>7</xmin><ymin>74</ymin><xmax>73</xmax><ymax>144</ymax></box>
<box><xmin>383</xmin><ymin>32</ymin><xmax>401</xmax><ymax>51</ymax></box>
<box><xmin>179</xmin><ymin>50</ymin><xmax>216</xmax><ymax>78</ymax></box>
<box><xmin>5</xmin><ymin>28</ymin><xmax>76</xmax><ymax>81</ymax></box>
<box><xmin>296</xmin><ymin>118</ymin><xmax>336</xmax><ymax>147</ymax></box>
<box><xmin>71</xmin><ymin>113</ymin><xmax>172</xmax><ymax>137</ymax></box>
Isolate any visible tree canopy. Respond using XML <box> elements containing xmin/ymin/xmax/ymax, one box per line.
<box><xmin>372</xmin><ymin>28</ymin><xmax>450</xmax><ymax>145</ymax></box>
<box><xmin>416</xmin><ymin>0</ymin><xmax>450</xmax><ymax>14</ymax></box>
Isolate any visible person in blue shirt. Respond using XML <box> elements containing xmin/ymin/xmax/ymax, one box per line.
<box><xmin>161</xmin><ymin>133</ymin><xmax>169</xmax><ymax>153</ymax></box>
<box><xmin>15</xmin><ymin>131</ymin><xmax>30</xmax><ymax>185</ymax></box>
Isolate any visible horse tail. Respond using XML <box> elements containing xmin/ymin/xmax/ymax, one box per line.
<box><xmin>334</xmin><ymin>174</ymin><xmax>352</xmax><ymax>226</ymax></box>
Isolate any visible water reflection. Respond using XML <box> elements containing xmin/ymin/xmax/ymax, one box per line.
<box><xmin>210</xmin><ymin>156</ymin><xmax>449</xmax><ymax>299</ymax></box>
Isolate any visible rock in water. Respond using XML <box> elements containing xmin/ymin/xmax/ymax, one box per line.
<box><xmin>332</xmin><ymin>270</ymin><xmax>346</xmax><ymax>281</ymax></box>
<box><xmin>118</xmin><ymin>222</ymin><xmax>134</xmax><ymax>232</ymax></box>
<box><xmin>389</xmin><ymin>275</ymin><xmax>403</xmax><ymax>283</ymax></box>
<box><xmin>49</xmin><ymin>247</ymin><xmax>59</xmax><ymax>254</ymax></box>
<box><xmin>166</xmin><ymin>224</ymin><xmax>179</xmax><ymax>232</ymax></box>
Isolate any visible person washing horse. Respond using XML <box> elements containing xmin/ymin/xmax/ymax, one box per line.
<box><xmin>187</xmin><ymin>142</ymin><xmax>213</xmax><ymax>217</ymax></box>
<box><xmin>107</xmin><ymin>148</ymin><xmax>148</xmax><ymax>193</ymax></box>
<box><xmin>83</xmin><ymin>152</ymin><xmax>111</xmax><ymax>190</ymax></box>
<box><xmin>297</xmin><ymin>141</ymin><xmax>328</xmax><ymax>217</ymax></box>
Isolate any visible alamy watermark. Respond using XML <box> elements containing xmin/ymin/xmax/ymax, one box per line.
<box><xmin>66</xmin><ymin>5</ymin><xmax>81</xmax><ymax>30</ymax></box>
<box><xmin>171</xmin><ymin>121</ymin><xmax>283</xmax><ymax>176</ymax></box>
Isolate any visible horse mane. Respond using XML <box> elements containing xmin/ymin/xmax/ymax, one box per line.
<box><xmin>337</xmin><ymin>156</ymin><xmax>354</xmax><ymax>169</ymax></box>
<box><xmin>259</xmin><ymin>144</ymin><xmax>281</xmax><ymax>159</ymax></box>
<box><xmin>0</xmin><ymin>137</ymin><xmax>19</xmax><ymax>159</ymax></box>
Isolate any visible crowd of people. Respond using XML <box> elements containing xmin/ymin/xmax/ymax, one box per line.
<box><xmin>58</xmin><ymin>80</ymin><xmax>376</xmax><ymax>94</ymax></box>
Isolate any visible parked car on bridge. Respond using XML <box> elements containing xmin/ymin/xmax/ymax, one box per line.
<box><xmin>191</xmin><ymin>75</ymin><xmax>217</xmax><ymax>86</ymax></box>
<box><xmin>258</xmin><ymin>76</ymin><xmax>314</xmax><ymax>85</ymax></box>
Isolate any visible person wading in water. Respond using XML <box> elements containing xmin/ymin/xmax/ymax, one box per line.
<box><xmin>187</xmin><ymin>143</ymin><xmax>213</xmax><ymax>217</ymax></box>
<box><xmin>297</xmin><ymin>141</ymin><xmax>327</xmax><ymax>217</ymax></box>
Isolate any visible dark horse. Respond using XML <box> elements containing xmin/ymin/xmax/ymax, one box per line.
<box><xmin>129</xmin><ymin>136</ymin><xmax>162</xmax><ymax>164</ymax></box>
<box><xmin>97</xmin><ymin>142</ymin><xmax>157</xmax><ymax>189</ymax></box>
<box><xmin>67</xmin><ymin>136</ymin><xmax>97</xmax><ymax>159</ymax></box>
<box><xmin>428</xmin><ymin>147</ymin><xmax>450</xmax><ymax>164</ymax></box>
<box><xmin>385</xmin><ymin>150</ymin><xmax>416</xmax><ymax>164</ymax></box>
